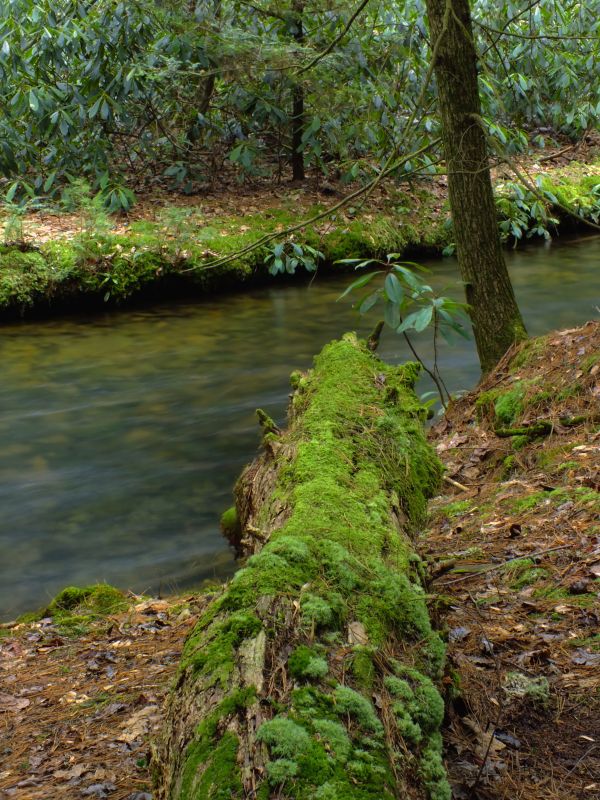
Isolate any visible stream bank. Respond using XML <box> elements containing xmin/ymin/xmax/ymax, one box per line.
<box><xmin>0</xmin><ymin>156</ymin><xmax>598</xmax><ymax>319</ymax></box>
<box><xmin>2</xmin><ymin>234</ymin><xmax>600</xmax><ymax>620</ymax></box>
<box><xmin>0</xmin><ymin>323</ymin><xmax>597</xmax><ymax>799</ymax></box>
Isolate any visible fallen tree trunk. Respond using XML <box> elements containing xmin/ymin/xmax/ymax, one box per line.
<box><xmin>156</xmin><ymin>333</ymin><xmax>449</xmax><ymax>800</ymax></box>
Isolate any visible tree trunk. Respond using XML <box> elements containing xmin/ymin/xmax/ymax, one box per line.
<box><xmin>425</xmin><ymin>0</ymin><xmax>527</xmax><ymax>373</ymax></box>
<box><xmin>290</xmin><ymin>1</ymin><xmax>306</xmax><ymax>181</ymax></box>
<box><xmin>155</xmin><ymin>334</ymin><xmax>450</xmax><ymax>800</ymax></box>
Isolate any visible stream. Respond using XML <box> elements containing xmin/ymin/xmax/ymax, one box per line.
<box><xmin>1</xmin><ymin>235</ymin><xmax>599</xmax><ymax>618</ymax></box>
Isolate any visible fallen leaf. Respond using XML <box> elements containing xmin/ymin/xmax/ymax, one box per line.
<box><xmin>0</xmin><ymin>693</ymin><xmax>30</xmax><ymax>712</ymax></box>
<box><xmin>118</xmin><ymin>705</ymin><xmax>161</xmax><ymax>743</ymax></box>
<box><xmin>347</xmin><ymin>621</ymin><xmax>368</xmax><ymax>645</ymax></box>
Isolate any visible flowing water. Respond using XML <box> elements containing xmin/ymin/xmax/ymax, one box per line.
<box><xmin>1</xmin><ymin>235</ymin><xmax>599</xmax><ymax>618</ymax></box>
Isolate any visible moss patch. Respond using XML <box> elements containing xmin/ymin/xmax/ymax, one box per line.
<box><xmin>40</xmin><ymin>584</ymin><xmax>130</xmax><ymax>636</ymax></box>
<box><xmin>168</xmin><ymin>335</ymin><xmax>448</xmax><ymax>800</ymax></box>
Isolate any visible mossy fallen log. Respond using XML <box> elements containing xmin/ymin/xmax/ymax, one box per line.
<box><xmin>156</xmin><ymin>333</ymin><xmax>449</xmax><ymax>800</ymax></box>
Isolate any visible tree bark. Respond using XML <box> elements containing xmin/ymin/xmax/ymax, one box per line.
<box><xmin>155</xmin><ymin>334</ymin><xmax>450</xmax><ymax>800</ymax></box>
<box><xmin>290</xmin><ymin>1</ymin><xmax>306</xmax><ymax>181</ymax></box>
<box><xmin>425</xmin><ymin>0</ymin><xmax>527</xmax><ymax>373</ymax></box>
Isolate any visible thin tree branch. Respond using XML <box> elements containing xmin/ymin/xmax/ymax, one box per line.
<box><xmin>295</xmin><ymin>0</ymin><xmax>372</xmax><ymax>75</ymax></box>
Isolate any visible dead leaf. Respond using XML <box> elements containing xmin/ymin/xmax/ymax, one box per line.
<box><xmin>347</xmin><ymin>621</ymin><xmax>368</xmax><ymax>645</ymax></box>
<box><xmin>0</xmin><ymin>693</ymin><xmax>30</xmax><ymax>712</ymax></box>
<box><xmin>118</xmin><ymin>705</ymin><xmax>160</xmax><ymax>743</ymax></box>
<box><xmin>54</xmin><ymin>764</ymin><xmax>88</xmax><ymax>781</ymax></box>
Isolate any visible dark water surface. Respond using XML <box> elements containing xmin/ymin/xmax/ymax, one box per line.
<box><xmin>1</xmin><ymin>236</ymin><xmax>599</xmax><ymax>617</ymax></box>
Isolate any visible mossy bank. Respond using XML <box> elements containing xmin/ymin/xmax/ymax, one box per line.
<box><xmin>1</xmin><ymin>158</ymin><xmax>598</xmax><ymax>319</ymax></box>
<box><xmin>156</xmin><ymin>334</ymin><xmax>449</xmax><ymax>800</ymax></box>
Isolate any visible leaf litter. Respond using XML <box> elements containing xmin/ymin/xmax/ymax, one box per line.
<box><xmin>0</xmin><ymin>595</ymin><xmax>208</xmax><ymax>799</ymax></box>
<box><xmin>425</xmin><ymin>320</ymin><xmax>600</xmax><ymax>800</ymax></box>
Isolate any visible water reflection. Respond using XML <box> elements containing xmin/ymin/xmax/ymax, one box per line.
<box><xmin>1</xmin><ymin>235</ymin><xmax>599</xmax><ymax>617</ymax></box>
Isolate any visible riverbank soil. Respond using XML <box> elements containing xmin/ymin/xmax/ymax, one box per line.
<box><xmin>425</xmin><ymin>320</ymin><xmax>600</xmax><ymax>799</ymax></box>
<box><xmin>1</xmin><ymin>323</ymin><xmax>598</xmax><ymax>799</ymax></box>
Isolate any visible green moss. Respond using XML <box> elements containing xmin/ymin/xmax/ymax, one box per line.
<box><xmin>350</xmin><ymin>648</ymin><xmax>376</xmax><ymax>689</ymax></box>
<box><xmin>502</xmin><ymin>558</ymin><xmax>548</xmax><ymax>589</ymax></box>
<box><xmin>501</xmin><ymin>455</ymin><xmax>517</xmax><ymax>479</ymax></box>
<box><xmin>443</xmin><ymin>499</ymin><xmax>474</xmax><ymax>518</ymax></box>
<box><xmin>220</xmin><ymin>506</ymin><xmax>240</xmax><ymax>539</ymax></box>
<box><xmin>568</xmin><ymin>634</ymin><xmax>600</xmax><ymax>651</ymax></box>
<box><xmin>580</xmin><ymin>353</ymin><xmax>600</xmax><ymax>373</ymax></box>
<box><xmin>178</xmin><ymin>688</ymin><xmax>255</xmax><ymax>799</ymax></box>
<box><xmin>47</xmin><ymin>584</ymin><xmax>128</xmax><ymax>616</ymax></box>
<box><xmin>494</xmin><ymin>387</ymin><xmax>525</xmax><ymax>425</ymax></box>
<box><xmin>288</xmin><ymin>645</ymin><xmax>329</xmax><ymax>681</ymax></box>
<box><xmin>183</xmin><ymin>610</ymin><xmax>262</xmax><ymax>684</ymax></box>
<box><xmin>257</xmin><ymin>716</ymin><xmax>312</xmax><ymax>758</ymax></box>
<box><xmin>557</xmin><ymin>460</ymin><xmax>578</xmax><ymax>472</ymax></box>
<box><xmin>312</xmin><ymin>719</ymin><xmax>352</xmax><ymax>762</ymax></box>
<box><xmin>31</xmin><ymin>584</ymin><xmax>129</xmax><ymax>635</ymax></box>
<box><xmin>333</xmin><ymin>686</ymin><xmax>383</xmax><ymax>734</ymax></box>
<box><xmin>168</xmin><ymin>336</ymin><xmax>447</xmax><ymax>799</ymax></box>
<box><xmin>533</xmin><ymin>586</ymin><xmax>597</xmax><ymax>607</ymax></box>
<box><xmin>504</xmin><ymin>672</ymin><xmax>550</xmax><ymax>708</ymax></box>
<box><xmin>418</xmin><ymin>732</ymin><xmax>452</xmax><ymax>800</ymax></box>
<box><xmin>510</xmin><ymin>493</ymin><xmax>546</xmax><ymax>513</ymax></box>
<box><xmin>536</xmin><ymin>444</ymin><xmax>572</xmax><ymax>470</ymax></box>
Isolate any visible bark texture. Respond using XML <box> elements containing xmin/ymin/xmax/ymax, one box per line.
<box><xmin>425</xmin><ymin>0</ymin><xmax>526</xmax><ymax>373</ymax></box>
<box><xmin>156</xmin><ymin>334</ymin><xmax>449</xmax><ymax>800</ymax></box>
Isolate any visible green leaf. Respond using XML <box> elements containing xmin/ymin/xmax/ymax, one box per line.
<box><xmin>384</xmin><ymin>272</ymin><xmax>403</xmax><ymax>304</ymax></box>
<box><xmin>396</xmin><ymin>311</ymin><xmax>421</xmax><ymax>334</ymax></box>
<box><xmin>358</xmin><ymin>291</ymin><xmax>379</xmax><ymax>314</ymax></box>
<box><xmin>88</xmin><ymin>98</ymin><xmax>102</xmax><ymax>119</ymax></box>
<box><xmin>6</xmin><ymin>182</ymin><xmax>18</xmax><ymax>202</ymax></box>
<box><xmin>28</xmin><ymin>90</ymin><xmax>39</xmax><ymax>111</ymax></box>
<box><xmin>413</xmin><ymin>305</ymin><xmax>433</xmax><ymax>332</ymax></box>
<box><xmin>383</xmin><ymin>300</ymin><xmax>400</xmax><ymax>329</ymax></box>
<box><xmin>43</xmin><ymin>171</ymin><xmax>57</xmax><ymax>192</ymax></box>
<box><xmin>337</xmin><ymin>270</ymin><xmax>382</xmax><ymax>301</ymax></box>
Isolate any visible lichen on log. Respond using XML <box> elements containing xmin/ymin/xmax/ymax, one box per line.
<box><xmin>156</xmin><ymin>333</ymin><xmax>449</xmax><ymax>800</ymax></box>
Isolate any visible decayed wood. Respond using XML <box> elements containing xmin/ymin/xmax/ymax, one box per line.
<box><xmin>156</xmin><ymin>334</ymin><xmax>450</xmax><ymax>800</ymax></box>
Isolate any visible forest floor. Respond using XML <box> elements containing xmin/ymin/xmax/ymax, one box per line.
<box><xmin>1</xmin><ymin>138</ymin><xmax>599</xmax><ymax>317</ymax></box>
<box><xmin>8</xmin><ymin>135</ymin><xmax>600</xmax><ymax>245</ymax></box>
<box><xmin>1</xmin><ymin>323</ymin><xmax>598</xmax><ymax>800</ymax></box>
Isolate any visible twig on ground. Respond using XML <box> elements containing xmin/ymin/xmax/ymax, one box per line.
<box><xmin>436</xmin><ymin>544</ymin><xmax>572</xmax><ymax>585</ymax></box>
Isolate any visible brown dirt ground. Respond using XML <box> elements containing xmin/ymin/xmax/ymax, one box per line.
<box><xmin>1</xmin><ymin>322</ymin><xmax>598</xmax><ymax>800</ymax></box>
<box><xmin>425</xmin><ymin>320</ymin><xmax>600</xmax><ymax>800</ymax></box>
<box><xmin>0</xmin><ymin>596</ymin><xmax>207</xmax><ymax>800</ymax></box>
<box><xmin>6</xmin><ymin>135</ymin><xmax>600</xmax><ymax>246</ymax></box>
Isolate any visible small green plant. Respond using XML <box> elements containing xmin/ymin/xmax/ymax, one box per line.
<box><xmin>61</xmin><ymin>179</ymin><xmax>112</xmax><ymax>243</ymax></box>
<box><xmin>338</xmin><ymin>254</ymin><xmax>471</xmax><ymax>407</ymax></box>
<box><xmin>265</xmin><ymin>241</ymin><xmax>324</xmax><ymax>276</ymax></box>
<box><xmin>157</xmin><ymin>207</ymin><xmax>196</xmax><ymax>262</ymax></box>
<box><xmin>2</xmin><ymin>200</ymin><xmax>33</xmax><ymax>247</ymax></box>
<box><xmin>97</xmin><ymin>172</ymin><xmax>136</xmax><ymax>213</ymax></box>
<box><xmin>495</xmin><ymin>181</ymin><xmax>559</xmax><ymax>244</ymax></box>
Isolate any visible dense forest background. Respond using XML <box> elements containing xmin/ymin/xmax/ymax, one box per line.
<box><xmin>1</xmin><ymin>0</ymin><xmax>598</xmax><ymax>209</ymax></box>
